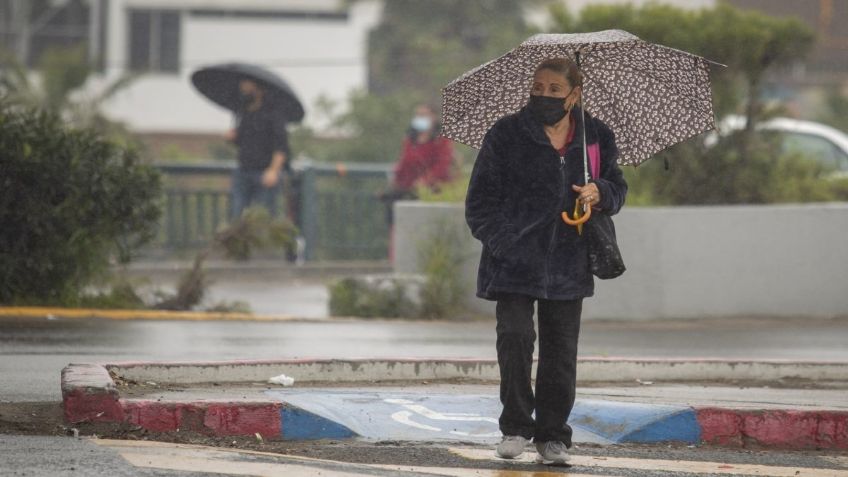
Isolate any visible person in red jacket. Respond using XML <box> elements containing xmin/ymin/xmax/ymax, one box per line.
<box><xmin>393</xmin><ymin>104</ymin><xmax>455</xmax><ymax>193</ymax></box>
<box><xmin>383</xmin><ymin>104</ymin><xmax>455</xmax><ymax>261</ymax></box>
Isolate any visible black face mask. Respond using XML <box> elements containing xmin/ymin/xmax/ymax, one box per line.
<box><xmin>239</xmin><ymin>92</ymin><xmax>257</xmax><ymax>109</ymax></box>
<box><xmin>527</xmin><ymin>94</ymin><xmax>570</xmax><ymax>126</ymax></box>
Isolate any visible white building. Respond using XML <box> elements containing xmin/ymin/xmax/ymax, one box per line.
<box><xmin>526</xmin><ymin>0</ymin><xmax>716</xmax><ymax>30</ymax></box>
<box><xmin>92</xmin><ymin>0</ymin><xmax>381</xmax><ymax>135</ymax></box>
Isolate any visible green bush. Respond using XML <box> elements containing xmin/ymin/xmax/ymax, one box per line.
<box><xmin>417</xmin><ymin>222</ymin><xmax>468</xmax><ymax>319</ymax></box>
<box><xmin>416</xmin><ymin>172</ymin><xmax>470</xmax><ymax>203</ymax></box>
<box><xmin>624</xmin><ymin>133</ymin><xmax>841</xmax><ymax>206</ymax></box>
<box><xmin>328</xmin><ymin>277</ymin><xmax>417</xmax><ymax>318</ymax></box>
<box><xmin>0</xmin><ymin>105</ymin><xmax>161</xmax><ymax>305</ymax></box>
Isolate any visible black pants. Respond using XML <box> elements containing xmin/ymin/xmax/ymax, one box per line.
<box><xmin>495</xmin><ymin>293</ymin><xmax>582</xmax><ymax>446</ymax></box>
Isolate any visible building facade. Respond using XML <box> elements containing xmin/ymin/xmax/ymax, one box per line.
<box><xmin>91</xmin><ymin>0</ymin><xmax>380</xmax><ymax>136</ymax></box>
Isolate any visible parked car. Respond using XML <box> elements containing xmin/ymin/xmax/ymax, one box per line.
<box><xmin>708</xmin><ymin>115</ymin><xmax>848</xmax><ymax>176</ymax></box>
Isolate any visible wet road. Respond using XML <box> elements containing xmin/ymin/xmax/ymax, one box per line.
<box><xmin>5</xmin><ymin>435</ymin><xmax>847</xmax><ymax>477</ymax></box>
<box><xmin>2</xmin><ymin>315</ymin><xmax>847</xmax><ymax>402</ymax></box>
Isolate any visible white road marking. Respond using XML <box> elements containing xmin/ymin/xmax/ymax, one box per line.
<box><xmin>392</xmin><ymin>410</ymin><xmax>443</xmax><ymax>431</ymax></box>
<box><xmin>385</xmin><ymin>397</ymin><xmax>500</xmax><ymax>438</ymax></box>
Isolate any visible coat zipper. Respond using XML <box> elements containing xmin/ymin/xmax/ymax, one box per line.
<box><xmin>543</xmin><ymin>155</ymin><xmax>567</xmax><ymax>299</ymax></box>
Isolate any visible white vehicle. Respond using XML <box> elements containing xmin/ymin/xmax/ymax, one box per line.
<box><xmin>709</xmin><ymin>115</ymin><xmax>848</xmax><ymax>176</ymax></box>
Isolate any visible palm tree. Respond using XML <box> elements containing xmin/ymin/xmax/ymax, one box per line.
<box><xmin>0</xmin><ymin>44</ymin><xmax>136</xmax><ymax>139</ymax></box>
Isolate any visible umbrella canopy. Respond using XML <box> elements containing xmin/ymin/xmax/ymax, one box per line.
<box><xmin>191</xmin><ymin>62</ymin><xmax>305</xmax><ymax>123</ymax></box>
<box><xmin>441</xmin><ymin>30</ymin><xmax>718</xmax><ymax>166</ymax></box>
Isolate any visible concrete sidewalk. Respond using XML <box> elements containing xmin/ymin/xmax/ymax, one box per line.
<box><xmin>61</xmin><ymin>358</ymin><xmax>848</xmax><ymax>451</ymax></box>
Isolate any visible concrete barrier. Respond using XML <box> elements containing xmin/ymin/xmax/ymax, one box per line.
<box><xmin>394</xmin><ymin>202</ymin><xmax>848</xmax><ymax>319</ymax></box>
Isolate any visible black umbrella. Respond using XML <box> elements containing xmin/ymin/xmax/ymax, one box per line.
<box><xmin>191</xmin><ymin>62</ymin><xmax>305</xmax><ymax>123</ymax></box>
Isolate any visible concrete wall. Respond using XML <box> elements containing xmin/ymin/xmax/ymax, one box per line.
<box><xmin>394</xmin><ymin>201</ymin><xmax>848</xmax><ymax>320</ymax></box>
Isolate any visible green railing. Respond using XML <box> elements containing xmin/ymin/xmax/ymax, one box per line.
<box><xmin>154</xmin><ymin>160</ymin><xmax>393</xmax><ymax>261</ymax></box>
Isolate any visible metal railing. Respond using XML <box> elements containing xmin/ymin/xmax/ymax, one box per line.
<box><xmin>153</xmin><ymin>160</ymin><xmax>393</xmax><ymax>261</ymax></box>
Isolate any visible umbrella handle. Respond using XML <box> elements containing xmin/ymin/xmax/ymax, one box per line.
<box><xmin>561</xmin><ymin>204</ymin><xmax>592</xmax><ymax>226</ymax></box>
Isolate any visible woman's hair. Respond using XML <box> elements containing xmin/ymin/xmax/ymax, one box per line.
<box><xmin>535</xmin><ymin>58</ymin><xmax>583</xmax><ymax>88</ymax></box>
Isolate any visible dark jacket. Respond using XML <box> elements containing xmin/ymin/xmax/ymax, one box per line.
<box><xmin>235</xmin><ymin>105</ymin><xmax>291</xmax><ymax>171</ymax></box>
<box><xmin>465</xmin><ymin>106</ymin><xmax>627</xmax><ymax>301</ymax></box>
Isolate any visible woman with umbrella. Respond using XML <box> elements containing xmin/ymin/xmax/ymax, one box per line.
<box><xmin>464</xmin><ymin>57</ymin><xmax>627</xmax><ymax>465</ymax></box>
<box><xmin>450</xmin><ymin>30</ymin><xmax>717</xmax><ymax>465</ymax></box>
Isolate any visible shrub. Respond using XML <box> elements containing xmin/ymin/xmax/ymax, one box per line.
<box><xmin>626</xmin><ymin>133</ymin><xmax>841</xmax><ymax>206</ymax></box>
<box><xmin>154</xmin><ymin>207</ymin><xmax>299</xmax><ymax>311</ymax></box>
<box><xmin>0</xmin><ymin>105</ymin><xmax>161</xmax><ymax>305</ymax></box>
<box><xmin>417</xmin><ymin>221</ymin><xmax>468</xmax><ymax>319</ymax></box>
<box><xmin>328</xmin><ymin>277</ymin><xmax>418</xmax><ymax>318</ymax></box>
<box><xmin>416</xmin><ymin>172</ymin><xmax>470</xmax><ymax>203</ymax></box>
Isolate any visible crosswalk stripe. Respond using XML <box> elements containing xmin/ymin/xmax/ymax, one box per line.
<box><xmin>92</xmin><ymin>439</ymin><xmax>848</xmax><ymax>477</ymax></box>
<box><xmin>120</xmin><ymin>452</ymin><xmax>363</xmax><ymax>477</ymax></box>
<box><xmin>95</xmin><ymin>439</ymin><xmax>614</xmax><ymax>477</ymax></box>
<box><xmin>450</xmin><ymin>447</ymin><xmax>848</xmax><ymax>477</ymax></box>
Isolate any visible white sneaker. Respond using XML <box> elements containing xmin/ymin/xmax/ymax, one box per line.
<box><xmin>495</xmin><ymin>435</ymin><xmax>528</xmax><ymax>459</ymax></box>
<box><xmin>535</xmin><ymin>440</ymin><xmax>571</xmax><ymax>465</ymax></box>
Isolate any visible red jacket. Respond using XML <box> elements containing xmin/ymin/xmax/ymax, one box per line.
<box><xmin>393</xmin><ymin>135</ymin><xmax>454</xmax><ymax>191</ymax></box>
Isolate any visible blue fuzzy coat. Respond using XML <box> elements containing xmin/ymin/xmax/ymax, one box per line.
<box><xmin>465</xmin><ymin>106</ymin><xmax>628</xmax><ymax>301</ymax></box>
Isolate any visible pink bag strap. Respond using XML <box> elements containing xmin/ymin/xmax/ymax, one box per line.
<box><xmin>587</xmin><ymin>143</ymin><xmax>601</xmax><ymax>180</ymax></box>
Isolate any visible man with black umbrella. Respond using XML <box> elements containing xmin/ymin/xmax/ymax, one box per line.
<box><xmin>226</xmin><ymin>78</ymin><xmax>290</xmax><ymax>219</ymax></box>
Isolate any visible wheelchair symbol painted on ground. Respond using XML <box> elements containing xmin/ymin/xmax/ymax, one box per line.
<box><xmin>384</xmin><ymin>398</ymin><xmax>501</xmax><ymax>438</ymax></box>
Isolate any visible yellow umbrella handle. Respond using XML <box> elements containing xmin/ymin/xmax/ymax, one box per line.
<box><xmin>561</xmin><ymin>203</ymin><xmax>592</xmax><ymax>226</ymax></box>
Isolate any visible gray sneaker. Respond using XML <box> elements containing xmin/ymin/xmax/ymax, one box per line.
<box><xmin>535</xmin><ymin>440</ymin><xmax>571</xmax><ymax>465</ymax></box>
<box><xmin>495</xmin><ymin>435</ymin><xmax>528</xmax><ymax>459</ymax></box>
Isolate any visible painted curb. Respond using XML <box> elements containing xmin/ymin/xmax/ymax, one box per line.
<box><xmin>105</xmin><ymin>357</ymin><xmax>848</xmax><ymax>384</ymax></box>
<box><xmin>61</xmin><ymin>363</ymin><xmax>123</xmax><ymax>424</ymax></box>
<box><xmin>697</xmin><ymin>408</ymin><xmax>848</xmax><ymax>449</ymax></box>
<box><xmin>571</xmin><ymin>400</ymin><xmax>701</xmax><ymax>444</ymax></box>
<box><xmin>61</xmin><ymin>361</ymin><xmax>848</xmax><ymax>449</ymax></box>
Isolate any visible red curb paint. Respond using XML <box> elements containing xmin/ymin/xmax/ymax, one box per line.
<box><xmin>697</xmin><ymin>408</ymin><xmax>848</xmax><ymax>450</ymax></box>
<box><xmin>61</xmin><ymin>364</ymin><xmax>123</xmax><ymax>424</ymax></box>
<box><xmin>63</xmin><ymin>390</ymin><xmax>124</xmax><ymax>424</ymax></box>
<box><xmin>123</xmin><ymin>400</ymin><xmax>282</xmax><ymax>438</ymax></box>
<box><xmin>696</xmin><ymin>408</ymin><xmax>743</xmax><ymax>447</ymax></box>
<box><xmin>204</xmin><ymin>403</ymin><xmax>281</xmax><ymax>437</ymax></box>
<box><xmin>123</xmin><ymin>400</ymin><xmax>185</xmax><ymax>432</ymax></box>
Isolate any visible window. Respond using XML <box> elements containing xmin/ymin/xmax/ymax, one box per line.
<box><xmin>128</xmin><ymin>9</ymin><xmax>181</xmax><ymax>73</ymax></box>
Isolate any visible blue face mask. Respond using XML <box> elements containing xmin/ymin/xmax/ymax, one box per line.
<box><xmin>411</xmin><ymin>115</ymin><xmax>433</xmax><ymax>132</ymax></box>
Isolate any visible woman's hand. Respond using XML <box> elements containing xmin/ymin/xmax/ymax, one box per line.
<box><xmin>572</xmin><ymin>183</ymin><xmax>601</xmax><ymax>206</ymax></box>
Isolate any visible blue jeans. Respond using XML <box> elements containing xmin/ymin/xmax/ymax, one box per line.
<box><xmin>230</xmin><ymin>168</ymin><xmax>279</xmax><ymax>219</ymax></box>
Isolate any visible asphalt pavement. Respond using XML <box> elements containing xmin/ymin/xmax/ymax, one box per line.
<box><xmin>3</xmin><ymin>312</ymin><xmax>848</xmax><ymax>402</ymax></box>
<box><xmin>0</xmin><ymin>434</ymin><xmax>223</xmax><ymax>477</ymax></box>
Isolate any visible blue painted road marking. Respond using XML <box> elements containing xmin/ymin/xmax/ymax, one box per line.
<box><xmin>280</xmin><ymin>405</ymin><xmax>357</xmax><ymax>440</ymax></box>
<box><xmin>571</xmin><ymin>399</ymin><xmax>700</xmax><ymax>444</ymax></box>
<box><xmin>267</xmin><ymin>390</ymin><xmax>504</xmax><ymax>442</ymax></box>
<box><xmin>267</xmin><ymin>389</ymin><xmax>701</xmax><ymax>444</ymax></box>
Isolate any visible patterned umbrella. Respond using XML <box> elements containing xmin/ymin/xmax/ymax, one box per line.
<box><xmin>441</xmin><ymin>30</ymin><xmax>719</xmax><ymax>166</ymax></box>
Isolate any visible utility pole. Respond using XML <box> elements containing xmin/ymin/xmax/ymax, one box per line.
<box><xmin>10</xmin><ymin>0</ymin><xmax>32</xmax><ymax>65</ymax></box>
<box><xmin>88</xmin><ymin>0</ymin><xmax>101</xmax><ymax>68</ymax></box>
